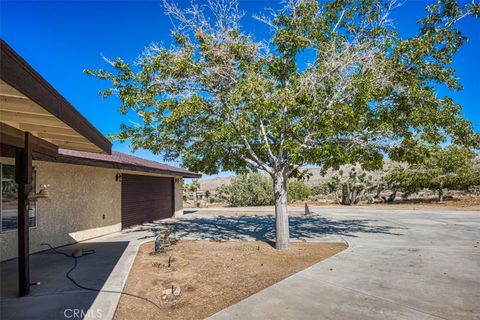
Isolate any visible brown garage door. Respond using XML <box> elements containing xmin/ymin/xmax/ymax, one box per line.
<box><xmin>121</xmin><ymin>174</ymin><xmax>174</xmax><ymax>229</ymax></box>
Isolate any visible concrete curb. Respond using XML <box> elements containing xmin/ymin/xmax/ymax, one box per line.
<box><xmin>207</xmin><ymin>237</ymin><xmax>352</xmax><ymax>319</ymax></box>
<box><xmin>84</xmin><ymin>237</ymin><xmax>152</xmax><ymax>320</ymax></box>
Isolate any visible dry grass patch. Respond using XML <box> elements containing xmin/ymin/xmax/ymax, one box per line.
<box><xmin>114</xmin><ymin>240</ymin><xmax>346</xmax><ymax>320</ymax></box>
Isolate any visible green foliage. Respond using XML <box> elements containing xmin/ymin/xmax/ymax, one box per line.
<box><xmin>385</xmin><ymin>166</ymin><xmax>425</xmax><ymax>197</ymax></box>
<box><xmin>386</xmin><ymin>145</ymin><xmax>480</xmax><ymax>200</ymax></box>
<box><xmin>214</xmin><ymin>184</ymin><xmax>230</xmax><ymax>202</ymax></box>
<box><xmin>472</xmin><ymin>158</ymin><xmax>480</xmax><ymax>186</ymax></box>
<box><xmin>287</xmin><ymin>181</ymin><xmax>313</xmax><ymax>202</ymax></box>
<box><xmin>225</xmin><ymin>173</ymin><xmax>274</xmax><ymax>207</ymax></box>
<box><xmin>86</xmin><ymin>0</ymin><xmax>478</xmax><ymax>244</ymax></box>
<box><xmin>85</xmin><ymin>0</ymin><xmax>479</xmax><ymax>182</ymax></box>
<box><xmin>311</xmin><ymin>183</ymin><xmax>333</xmax><ymax>196</ymax></box>
<box><xmin>427</xmin><ymin>146</ymin><xmax>480</xmax><ymax>191</ymax></box>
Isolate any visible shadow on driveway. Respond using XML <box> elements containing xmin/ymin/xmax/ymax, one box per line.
<box><xmin>127</xmin><ymin>215</ymin><xmax>404</xmax><ymax>242</ymax></box>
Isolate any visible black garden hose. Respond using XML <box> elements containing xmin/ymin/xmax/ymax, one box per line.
<box><xmin>41</xmin><ymin>243</ymin><xmax>162</xmax><ymax>313</ymax></box>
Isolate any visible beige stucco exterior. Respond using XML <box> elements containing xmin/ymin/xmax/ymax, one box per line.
<box><xmin>0</xmin><ymin>157</ymin><xmax>184</xmax><ymax>261</ymax></box>
<box><xmin>174</xmin><ymin>177</ymin><xmax>184</xmax><ymax>217</ymax></box>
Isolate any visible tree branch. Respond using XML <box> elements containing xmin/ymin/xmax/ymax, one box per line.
<box><xmin>258</xmin><ymin>118</ymin><xmax>276</xmax><ymax>163</ymax></box>
<box><xmin>332</xmin><ymin>9</ymin><xmax>345</xmax><ymax>33</ymax></box>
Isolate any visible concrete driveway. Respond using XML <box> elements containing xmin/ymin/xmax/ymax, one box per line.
<box><xmin>2</xmin><ymin>207</ymin><xmax>478</xmax><ymax>320</ymax></box>
<box><xmin>202</xmin><ymin>208</ymin><xmax>480</xmax><ymax>320</ymax></box>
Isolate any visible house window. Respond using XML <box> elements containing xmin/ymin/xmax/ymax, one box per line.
<box><xmin>1</xmin><ymin>164</ymin><xmax>37</xmax><ymax>232</ymax></box>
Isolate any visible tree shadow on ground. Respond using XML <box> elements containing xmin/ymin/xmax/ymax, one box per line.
<box><xmin>126</xmin><ymin>215</ymin><xmax>404</xmax><ymax>242</ymax></box>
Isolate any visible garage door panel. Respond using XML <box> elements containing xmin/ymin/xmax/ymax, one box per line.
<box><xmin>121</xmin><ymin>174</ymin><xmax>174</xmax><ymax>229</ymax></box>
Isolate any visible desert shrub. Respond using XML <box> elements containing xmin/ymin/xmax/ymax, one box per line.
<box><xmin>226</xmin><ymin>173</ymin><xmax>274</xmax><ymax>206</ymax></box>
<box><xmin>288</xmin><ymin>181</ymin><xmax>313</xmax><ymax>202</ymax></box>
<box><xmin>214</xmin><ymin>184</ymin><xmax>230</xmax><ymax>202</ymax></box>
<box><xmin>329</xmin><ymin>167</ymin><xmax>374</xmax><ymax>205</ymax></box>
<box><xmin>384</xmin><ymin>166</ymin><xmax>424</xmax><ymax>199</ymax></box>
<box><xmin>311</xmin><ymin>183</ymin><xmax>332</xmax><ymax>196</ymax></box>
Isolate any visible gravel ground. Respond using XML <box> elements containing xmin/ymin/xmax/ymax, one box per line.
<box><xmin>114</xmin><ymin>240</ymin><xmax>347</xmax><ymax>320</ymax></box>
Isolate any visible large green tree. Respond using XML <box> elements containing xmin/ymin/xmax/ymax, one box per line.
<box><xmin>86</xmin><ymin>0</ymin><xmax>479</xmax><ymax>249</ymax></box>
<box><xmin>387</xmin><ymin>145</ymin><xmax>480</xmax><ymax>201</ymax></box>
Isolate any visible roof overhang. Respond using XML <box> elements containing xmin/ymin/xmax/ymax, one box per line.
<box><xmin>33</xmin><ymin>149</ymin><xmax>203</xmax><ymax>179</ymax></box>
<box><xmin>0</xmin><ymin>40</ymin><xmax>111</xmax><ymax>154</ymax></box>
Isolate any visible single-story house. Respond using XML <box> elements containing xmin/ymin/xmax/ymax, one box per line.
<box><xmin>0</xmin><ymin>40</ymin><xmax>200</xmax><ymax>295</ymax></box>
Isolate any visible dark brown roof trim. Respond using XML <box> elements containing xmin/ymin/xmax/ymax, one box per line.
<box><xmin>0</xmin><ymin>39</ymin><xmax>112</xmax><ymax>154</ymax></box>
<box><xmin>33</xmin><ymin>151</ymin><xmax>202</xmax><ymax>179</ymax></box>
<box><xmin>1</xmin><ymin>122</ymin><xmax>58</xmax><ymax>157</ymax></box>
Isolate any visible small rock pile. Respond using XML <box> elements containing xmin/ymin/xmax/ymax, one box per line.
<box><xmin>162</xmin><ymin>283</ymin><xmax>181</xmax><ymax>300</ymax></box>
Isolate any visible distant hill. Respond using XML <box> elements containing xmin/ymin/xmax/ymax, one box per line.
<box><xmin>199</xmin><ymin>165</ymin><xmax>386</xmax><ymax>192</ymax></box>
<box><xmin>199</xmin><ymin>176</ymin><xmax>235</xmax><ymax>191</ymax></box>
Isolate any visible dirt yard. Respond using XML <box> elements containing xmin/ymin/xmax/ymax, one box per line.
<box><xmin>114</xmin><ymin>240</ymin><xmax>347</xmax><ymax>320</ymax></box>
<box><xmin>293</xmin><ymin>194</ymin><xmax>480</xmax><ymax>211</ymax></box>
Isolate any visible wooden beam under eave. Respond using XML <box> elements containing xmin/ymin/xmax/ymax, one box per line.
<box><xmin>18</xmin><ymin>124</ymin><xmax>80</xmax><ymax>137</ymax></box>
<box><xmin>15</xmin><ymin>132</ymin><xmax>32</xmax><ymax>296</ymax></box>
<box><xmin>1</xmin><ymin>122</ymin><xmax>58</xmax><ymax>157</ymax></box>
<box><xmin>50</xmin><ymin>138</ymin><xmax>96</xmax><ymax>146</ymax></box>
<box><xmin>0</xmin><ymin>143</ymin><xmax>16</xmax><ymax>157</ymax></box>
<box><xmin>0</xmin><ymin>121</ymin><xmax>24</xmax><ymax>147</ymax></box>
<box><xmin>51</xmin><ymin>140</ymin><xmax>103</xmax><ymax>153</ymax></box>
<box><xmin>0</xmin><ymin>79</ymin><xmax>27</xmax><ymax>99</ymax></box>
<box><xmin>37</xmin><ymin>132</ymin><xmax>92</xmax><ymax>143</ymax></box>
<box><xmin>0</xmin><ymin>96</ymin><xmax>54</xmax><ymax>116</ymax></box>
<box><xmin>1</xmin><ymin>41</ymin><xmax>112</xmax><ymax>154</ymax></box>
<box><xmin>0</xmin><ymin>110</ymin><xmax>70</xmax><ymax>128</ymax></box>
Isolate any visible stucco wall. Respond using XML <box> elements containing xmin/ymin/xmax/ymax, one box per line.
<box><xmin>0</xmin><ymin>158</ymin><xmax>185</xmax><ymax>261</ymax></box>
<box><xmin>174</xmin><ymin>178</ymin><xmax>184</xmax><ymax>217</ymax></box>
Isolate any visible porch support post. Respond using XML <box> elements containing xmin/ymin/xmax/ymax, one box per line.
<box><xmin>15</xmin><ymin>131</ymin><xmax>32</xmax><ymax>296</ymax></box>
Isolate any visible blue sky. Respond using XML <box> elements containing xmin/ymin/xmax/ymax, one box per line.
<box><xmin>1</xmin><ymin>0</ymin><xmax>479</xmax><ymax>179</ymax></box>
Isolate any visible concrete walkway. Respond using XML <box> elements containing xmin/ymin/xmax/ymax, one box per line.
<box><xmin>209</xmin><ymin>208</ymin><xmax>480</xmax><ymax>320</ymax></box>
<box><xmin>0</xmin><ymin>234</ymin><xmax>143</xmax><ymax>320</ymax></box>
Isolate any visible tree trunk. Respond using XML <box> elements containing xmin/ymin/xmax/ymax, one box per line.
<box><xmin>387</xmin><ymin>190</ymin><xmax>397</xmax><ymax>203</ymax></box>
<box><xmin>354</xmin><ymin>188</ymin><xmax>365</xmax><ymax>205</ymax></box>
<box><xmin>334</xmin><ymin>190</ymin><xmax>342</xmax><ymax>204</ymax></box>
<box><xmin>192</xmin><ymin>190</ymin><xmax>197</xmax><ymax>207</ymax></box>
<box><xmin>438</xmin><ymin>181</ymin><xmax>444</xmax><ymax>202</ymax></box>
<box><xmin>342</xmin><ymin>184</ymin><xmax>349</xmax><ymax>205</ymax></box>
<box><xmin>273</xmin><ymin>171</ymin><xmax>289</xmax><ymax>250</ymax></box>
<box><xmin>351</xmin><ymin>185</ymin><xmax>358</xmax><ymax>204</ymax></box>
